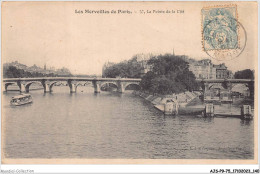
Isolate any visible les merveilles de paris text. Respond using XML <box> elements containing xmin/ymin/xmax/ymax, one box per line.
<box><xmin>75</xmin><ymin>9</ymin><xmax>132</xmax><ymax>14</ymax></box>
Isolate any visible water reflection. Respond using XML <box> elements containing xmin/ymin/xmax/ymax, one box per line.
<box><xmin>2</xmin><ymin>87</ymin><xmax>254</xmax><ymax>159</ymax></box>
<box><xmin>240</xmin><ymin>120</ymin><xmax>252</xmax><ymax>126</ymax></box>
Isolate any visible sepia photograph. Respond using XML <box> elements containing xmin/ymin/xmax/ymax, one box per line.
<box><xmin>1</xmin><ymin>1</ymin><xmax>258</xmax><ymax>166</ymax></box>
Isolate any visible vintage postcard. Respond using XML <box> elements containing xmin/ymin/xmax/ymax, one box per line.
<box><xmin>1</xmin><ymin>1</ymin><xmax>258</xmax><ymax>165</ymax></box>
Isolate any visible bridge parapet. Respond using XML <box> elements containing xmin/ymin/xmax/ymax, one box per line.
<box><xmin>3</xmin><ymin>77</ymin><xmax>142</xmax><ymax>82</ymax></box>
<box><xmin>196</xmin><ymin>78</ymin><xmax>254</xmax><ymax>83</ymax></box>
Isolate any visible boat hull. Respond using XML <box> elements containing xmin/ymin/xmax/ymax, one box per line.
<box><xmin>11</xmin><ymin>100</ymin><xmax>33</xmax><ymax>106</ymax></box>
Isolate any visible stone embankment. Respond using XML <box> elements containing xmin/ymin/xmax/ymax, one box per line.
<box><xmin>133</xmin><ymin>90</ymin><xmax>253</xmax><ymax>119</ymax></box>
<box><xmin>133</xmin><ymin>91</ymin><xmax>201</xmax><ymax>113</ymax></box>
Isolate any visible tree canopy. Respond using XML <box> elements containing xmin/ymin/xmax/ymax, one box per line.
<box><xmin>234</xmin><ymin>69</ymin><xmax>254</xmax><ymax>79</ymax></box>
<box><xmin>3</xmin><ymin>66</ymin><xmax>71</xmax><ymax>78</ymax></box>
<box><xmin>140</xmin><ymin>54</ymin><xmax>199</xmax><ymax>95</ymax></box>
<box><xmin>102</xmin><ymin>57</ymin><xmax>143</xmax><ymax>78</ymax></box>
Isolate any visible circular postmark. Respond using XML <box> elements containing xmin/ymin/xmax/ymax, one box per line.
<box><xmin>202</xmin><ymin>16</ymin><xmax>247</xmax><ymax>61</ymax></box>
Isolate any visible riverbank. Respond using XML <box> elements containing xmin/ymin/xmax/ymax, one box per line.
<box><xmin>133</xmin><ymin>90</ymin><xmax>254</xmax><ymax>118</ymax></box>
<box><xmin>132</xmin><ymin>90</ymin><xmax>204</xmax><ymax>114</ymax></box>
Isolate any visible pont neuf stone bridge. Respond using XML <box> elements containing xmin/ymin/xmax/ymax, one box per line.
<box><xmin>3</xmin><ymin>77</ymin><xmax>254</xmax><ymax>97</ymax></box>
<box><xmin>3</xmin><ymin>77</ymin><xmax>141</xmax><ymax>93</ymax></box>
<box><xmin>199</xmin><ymin>79</ymin><xmax>255</xmax><ymax>98</ymax></box>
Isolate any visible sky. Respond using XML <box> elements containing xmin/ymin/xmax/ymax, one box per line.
<box><xmin>2</xmin><ymin>2</ymin><xmax>258</xmax><ymax>75</ymax></box>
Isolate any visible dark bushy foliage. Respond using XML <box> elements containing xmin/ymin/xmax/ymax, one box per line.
<box><xmin>234</xmin><ymin>69</ymin><xmax>254</xmax><ymax>79</ymax></box>
<box><xmin>103</xmin><ymin>57</ymin><xmax>143</xmax><ymax>78</ymax></box>
<box><xmin>140</xmin><ymin>54</ymin><xmax>199</xmax><ymax>95</ymax></box>
<box><xmin>4</xmin><ymin>66</ymin><xmax>60</xmax><ymax>78</ymax></box>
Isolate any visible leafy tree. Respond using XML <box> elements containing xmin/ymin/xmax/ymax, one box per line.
<box><xmin>3</xmin><ymin>66</ymin><xmax>70</xmax><ymax>78</ymax></box>
<box><xmin>140</xmin><ymin>54</ymin><xmax>199</xmax><ymax>95</ymax></box>
<box><xmin>234</xmin><ymin>69</ymin><xmax>254</xmax><ymax>79</ymax></box>
<box><xmin>139</xmin><ymin>71</ymin><xmax>156</xmax><ymax>91</ymax></box>
<box><xmin>3</xmin><ymin>66</ymin><xmax>26</xmax><ymax>78</ymax></box>
<box><xmin>103</xmin><ymin>56</ymin><xmax>143</xmax><ymax>78</ymax></box>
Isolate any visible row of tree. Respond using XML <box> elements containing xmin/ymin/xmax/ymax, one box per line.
<box><xmin>3</xmin><ymin>66</ymin><xmax>72</xmax><ymax>78</ymax></box>
<box><xmin>102</xmin><ymin>56</ymin><xmax>143</xmax><ymax>78</ymax></box>
<box><xmin>234</xmin><ymin>69</ymin><xmax>254</xmax><ymax>79</ymax></box>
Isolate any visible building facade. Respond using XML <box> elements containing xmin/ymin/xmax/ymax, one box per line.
<box><xmin>214</xmin><ymin>63</ymin><xmax>233</xmax><ymax>79</ymax></box>
<box><xmin>136</xmin><ymin>53</ymin><xmax>154</xmax><ymax>76</ymax></box>
<box><xmin>188</xmin><ymin>59</ymin><xmax>233</xmax><ymax>79</ymax></box>
<box><xmin>102</xmin><ymin>54</ymin><xmax>233</xmax><ymax>79</ymax></box>
<box><xmin>188</xmin><ymin>59</ymin><xmax>216</xmax><ymax>79</ymax></box>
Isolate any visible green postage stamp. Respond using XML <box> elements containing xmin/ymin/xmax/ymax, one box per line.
<box><xmin>202</xmin><ymin>5</ymin><xmax>238</xmax><ymax>51</ymax></box>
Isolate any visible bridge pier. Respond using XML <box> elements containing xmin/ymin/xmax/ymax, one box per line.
<box><xmin>4</xmin><ymin>83</ymin><xmax>14</xmax><ymax>92</ymax></box>
<box><xmin>4</xmin><ymin>84</ymin><xmax>8</xmax><ymax>92</ymax></box>
<box><xmin>222</xmin><ymin>81</ymin><xmax>232</xmax><ymax>90</ymax></box>
<box><xmin>247</xmin><ymin>81</ymin><xmax>254</xmax><ymax>99</ymax></box>
<box><xmin>201</xmin><ymin>82</ymin><xmax>209</xmax><ymax>97</ymax></box>
<box><xmin>41</xmin><ymin>80</ymin><xmax>52</xmax><ymax>93</ymax></box>
<box><xmin>25</xmin><ymin>85</ymin><xmax>30</xmax><ymax>93</ymax></box>
<box><xmin>70</xmin><ymin>84</ymin><xmax>77</xmax><ymax>93</ymax></box>
<box><xmin>93</xmin><ymin>81</ymin><xmax>100</xmax><ymax>93</ymax></box>
<box><xmin>68</xmin><ymin>80</ymin><xmax>77</xmax><ymax>93</ymax></box>
<box><xmin>17</xmin><ymin>81</ymin><xmax>26</xmax><ymax>93</ymax></box>
<box><xmin>117</xmin><ymin>82</ymin><xmax>125</xmax><ymax>93</ymax></box>
<box><xmin>43</xmin><ymin>84</ymin><xmax>52</xmax><ymax>93</ymax></box>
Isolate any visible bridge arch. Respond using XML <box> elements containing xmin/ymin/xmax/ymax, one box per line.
<box><xmin>49</xmin><ymin>81</ymin><xmax>58</xmax><ymax>90</ymax></box>
<box><xmin>25</xmin><ymin>81</ymin><xmax>44</xmax><ymax>92</ymax></box>
<box><xmin>47</xmin><ymin>81</ymin><xmax>69</xmax><ymax>92</ymax></box>
<box><xmin>232</xmin><ymin>83</ymin><xmax>247</xmax><ymax>89</ymax></box>
<box><xmin>208</xmin><ymin>83</ymin><xmax>224</xmax><ymax>90</ymax></box>
<box><xmin>74</xmin><ymin>82</ymin><xmax>93</xmax><ymax>92</ymax></box>
<box><xmin>100</xmin><ymin>82</ymin><xmax>119</xmax><ymax>91</ymax></box>
<box><xmin>124</xmin><ymin>82</ymin><xmax>141</xmax><ymax>90</ymax></box>
<box><xmin>4</xmin><ymin>82</ymin><xmax>18</xmax><ymax>91</ymax></box>
<box><xmin>76</xmin><ymin>81</ymin><xmax>92</xmax><ymax>87</ymax></box>
<box><xmin>231</xmin><ymin>83</ymin><xmax>251</xmax><ymax>97</ymax></box>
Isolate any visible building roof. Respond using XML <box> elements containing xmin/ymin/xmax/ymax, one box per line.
<box><xmin>12</xmin><ymin>94</ymin><xmax>31</xmax><ymax>99</ymax></box>
<box><xmin>213</xmin><ymin>63</ymin><xmax>227</xmax><ymax>70</ymax></box>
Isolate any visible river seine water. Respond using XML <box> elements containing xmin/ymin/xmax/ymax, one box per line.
<box><xmin>3</xmin><ymin>86</ymin><xmax>254</xmax><ymax>159</ymax></box>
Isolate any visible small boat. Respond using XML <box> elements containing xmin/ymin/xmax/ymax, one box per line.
<box><xmin>10</xmin><ymin>94</ymin><xmax>33</xmax><ymax>106</ymax></box>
